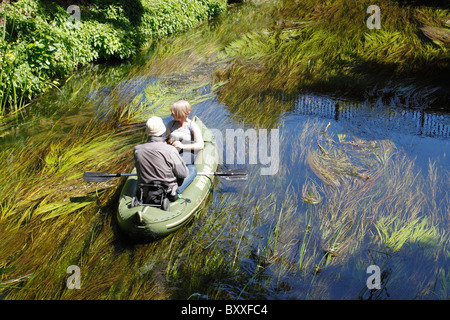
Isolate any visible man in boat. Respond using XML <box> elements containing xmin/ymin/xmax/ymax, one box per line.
<box><xmin>134</xmin><ymin>116</ymin><xmax>197</xmax><ymax>208</ymax></box>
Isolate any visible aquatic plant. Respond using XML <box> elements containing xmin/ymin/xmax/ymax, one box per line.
<box><xmin>159</xmin><ymin>116</ymin><xmax>449</xmax><ymax>300</ymax></box>
<box><xmin>215</xmin><ymin>0</ymin><xmax>449</xmax><ymax>110</ymax></box>
<box><xmin>375</xmin><ymin>216</ymin><xmax>439</xmax><ymax>253</ymax></box>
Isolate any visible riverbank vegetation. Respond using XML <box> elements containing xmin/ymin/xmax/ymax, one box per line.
<box><xmin>0</xmin><ymin>0</ymin><xmax>228</xmax><ymax>117</ymax></box>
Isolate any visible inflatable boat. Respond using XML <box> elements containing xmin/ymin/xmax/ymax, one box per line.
<box><xmin>116</xmin><ymin>116</ymin><xmax>219</xmax><ymax>241</ymax></box>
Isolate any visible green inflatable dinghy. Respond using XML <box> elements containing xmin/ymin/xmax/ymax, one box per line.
<box><xmin>117</xmin><ymin>116</ymin><xmax>219</xmax><ymax>241</ymax></box>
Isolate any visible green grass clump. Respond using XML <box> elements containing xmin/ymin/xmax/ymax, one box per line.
<box><xmin>375</xmin><ymin>216</ymin><xmax>440</xmax><ymax>252</ymax></box>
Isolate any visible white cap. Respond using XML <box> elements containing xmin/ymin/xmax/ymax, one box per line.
<box><xmin>145</xmin><ymin>116</ymin><xmax>166</xmax><ymax>137</ymax></box>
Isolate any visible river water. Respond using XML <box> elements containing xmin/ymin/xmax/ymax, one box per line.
<box><xmin>1</xmin><ymin>2</ymin><xmax>449</xmax><ymax>300</ymax></box>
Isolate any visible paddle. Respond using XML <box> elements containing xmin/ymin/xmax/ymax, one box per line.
<box><xmin>197</xmin><ymin>169</ymin><xmax>248</xmax><ymax>181</ymax></box>
<box><xmin>82</xmin><ymin>172</ymin><xmax>136</xmax><ymax>182</ymax></box>
<box><xmin>83</xmin><ymin>169</ymin><xmax>248</xmax><ymax>183</ymax></box>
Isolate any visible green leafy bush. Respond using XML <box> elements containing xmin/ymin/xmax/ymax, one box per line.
<box><xmin>0</xmin><ymin>0</ymin><xmax>227</xmax><ymax>117</ymax></box>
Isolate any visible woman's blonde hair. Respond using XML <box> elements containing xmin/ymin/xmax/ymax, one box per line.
<box><xmin>170</xmin><ymin>100</ymin><xmax>191</xmax><ymax>119</ymax></box>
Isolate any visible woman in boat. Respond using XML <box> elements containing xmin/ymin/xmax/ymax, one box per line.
<box><xmin>166</xmin><ymin>100</ymin><xmax>204</xmax><ymax>165</ymax></box>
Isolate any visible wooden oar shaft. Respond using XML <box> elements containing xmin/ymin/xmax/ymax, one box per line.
<box><xmin>82</xmin><ymin>172</ymin><xmax>136</xmax><ymax>182</ymax></box>
<box><xmin>83</xmin><ymin>169</ymin><xmax>248</xmax><ymax>182</ymax></box>
<box><xmin>198</xmin><ymin>171</ymin><xmax>247</xmax><ymax>176</ymax></box>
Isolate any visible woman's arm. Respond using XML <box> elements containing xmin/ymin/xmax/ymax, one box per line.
<box><xmin>171</xmin><ymin>122</ymin><xmax>204</xmax><ymax>151</ymax></box>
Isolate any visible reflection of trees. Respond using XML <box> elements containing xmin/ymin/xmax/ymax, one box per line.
<box><xmin>294</xmin><ymin>95</ymin><xmax>450</xmax><ymax>138</ymax></box>
<box><xmin>216</xmin><ymin>68</ymin><xmax>450</xmax><ymax>138</ymax></box>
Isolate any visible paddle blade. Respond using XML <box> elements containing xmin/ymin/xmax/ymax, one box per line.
<box><xmin>222</xmin><ymin>173</ymin><xmax>248</xmax><ymax>181</ymax></box>
<box><xmin>215</xmin><ymin>169</ymin><xmax>248</xmax><ymax>180</ymax></box>
<box><xmin>198</xmin><ymin>169</ymin><xmax>249</xmax><ymax>180</ymax></box>
<box><xmin>83</xmin><ymin>172</ymin><xmax>120</xmax><ymax>182</ymax></box>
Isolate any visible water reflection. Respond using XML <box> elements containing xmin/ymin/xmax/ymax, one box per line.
<box><xmin>294</xmin><ymin>95</ymin><xmax>450</xmax><ymax>139</ymax></box>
